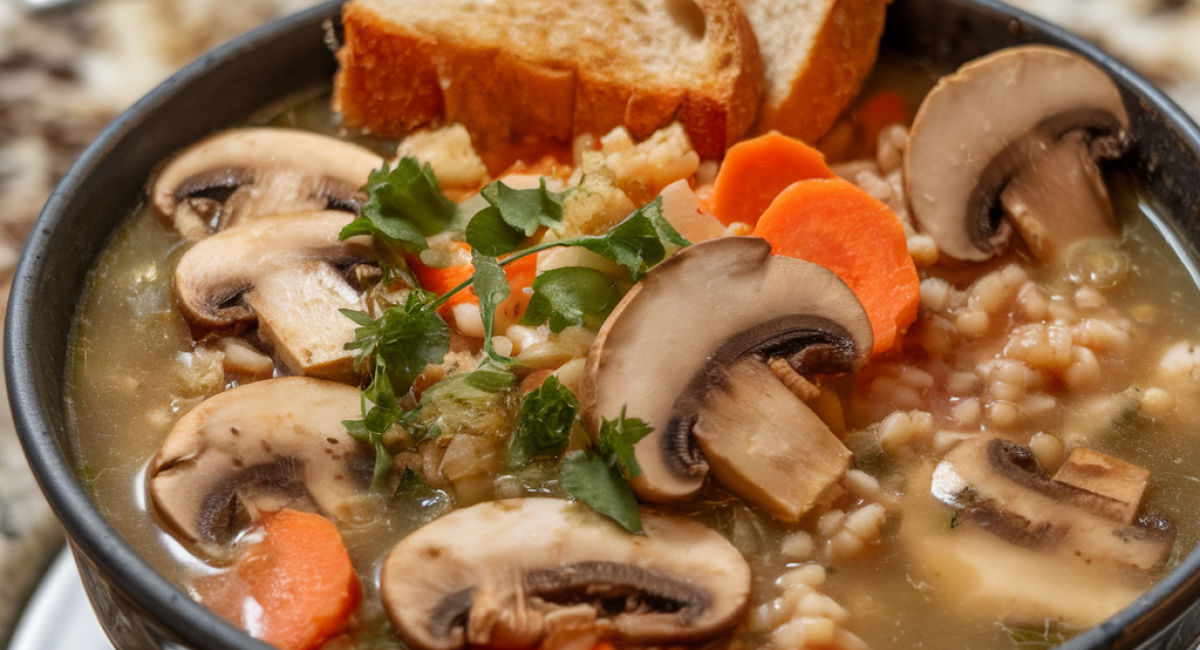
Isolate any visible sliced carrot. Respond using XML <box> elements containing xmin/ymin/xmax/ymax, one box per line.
<box><xmin>854</xmin><ymin>91</ymin><xmax>907</xmax><ymax>154</ymax></box>
<box><xmin>497</xmin><ymin>252</ymin><xmax>538</xmax><ymax>324</ymax></box>
<box><xmin>753</xmin><ymin>178</ymin><xmax>919</xmax><ymax>356</ymax></box>
<box><xmin>408</xmin><ymin>242</ymin><xmax>476</xmax><ymax>309</ymax></box>
<box><xmin>200</xmin><ymin>509</ymin><xmax>361</xmax><ymax>650</ymax></box>
<box><xmin>709</xmin><ymin>132</ymin><xmax>836</xmax><ymax>228</ymax></box>
<box><xmin>409</xmin><ymin>243</ymin><xmax>538</xmax><ymax>325</ymax></box>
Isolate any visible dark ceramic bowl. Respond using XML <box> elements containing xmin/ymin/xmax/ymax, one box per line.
<box><xmin>9</xmin><ymin>0</ymin><xmax>1200</xmax><ymax>648</ymax></box>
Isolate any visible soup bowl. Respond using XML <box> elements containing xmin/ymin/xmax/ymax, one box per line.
<box><xmin>10</xmin><ymin>0</ymin><xmax>1200</xmax><ymax>648</ymax></box>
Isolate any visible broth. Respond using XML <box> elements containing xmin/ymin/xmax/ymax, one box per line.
<box><xmin>65</xmin><ymin>58</ymin><xmax>1200</xmax><ymax>650</ymax></box>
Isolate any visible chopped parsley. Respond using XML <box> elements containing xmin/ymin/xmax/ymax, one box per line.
<box><xmin>507</xmin><ymin>376</ymin><xmax>579</xmax><ymax>468</ymax></box>
<box><xmin>562</xmin><ymin>408</ymin><xmax>653</xmax><ymax>533</ymax></box>
<box><xmin>338</xmin><ymin>163</ymin><xmax>676</xmax><ymax>530</ymax></box>
<box><xmin>521</xmin><ymin>267</ymin><xmax>621</xmax><ymax>333</ymax></box>
<box><xmin>340</xmin><ymin>157</ymin><xmax>460</xmax><ymax>253</ymax></box>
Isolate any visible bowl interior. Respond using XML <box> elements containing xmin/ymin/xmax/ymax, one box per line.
<box><xmin>9</xmin><ymin>0</ymin><xmax>1200</xmax><ymax>648</ymax></box>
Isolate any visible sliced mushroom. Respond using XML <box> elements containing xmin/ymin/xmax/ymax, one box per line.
<box><xmin>906</xmin><ymin>46</ymin><xmax>1130</xmax><ymax>262</ymax></box>
<box><xmin>380</xmin><ymin>498</ymin><xmax>751</xmax><ymax>650</ymax></box>
<box><xmin>151</xmin><ymin>128</ymin><xmax>381</xmax><ymax>239</ymax></box>
<box><xmin>147</xmin><ymin>377</ymin><xmax>371</xmax><ymax>549</ymax></box>
<box><xmin>173</xmin><ymin>211</ymin><xmax>373</xmax><ymax>382</ymax></box>
<box><xmin>580</xmin><ymin>237</ymin><xmax>872</xmax><ymax>521</ymax></box>
<box><xmin>931</xmin><ymin>436</ymin><xmax>1174</xmax><ymax>570</ymax></box>
<box><xmin>898</xmin><ymin>463</ymin><xmax>1153</xmax><ymax>630</ymax></box>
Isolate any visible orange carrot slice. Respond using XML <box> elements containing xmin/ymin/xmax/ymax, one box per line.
<box><xmin>854</xmin><ymin>91</ymin><xmax>907</xmax><ymax>154</ymax></box>
<box><xmin>408</xmin><ymin>243</ymin><xmax>539</xmax><ymax>322</ymax></box>
<box><xmin>220</xmin><ymin>509</ymin><xmax>362</xmax><ymax>650</ymax></box>
<box><xmin>496</xmin><ymin>252</ymin><xmax>538</xmax><ymax>324</ymax></box>
<box><xmin>408</xmin><ymin>242</ymin><xmax>476</xmax><ymax>309</ymax></box>
<box><xmin>753</xmin><ymin>178</ymin><xmax>919</xmax><ymax>356</ymax></box>
<box><xmin>709</xmin><ymin>132</ymin><xmax>836</xmax><ymax>228</ymax></box>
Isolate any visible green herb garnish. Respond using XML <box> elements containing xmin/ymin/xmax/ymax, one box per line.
<box><xmin>508</xmin><ymin>376</ymin><xmax>579</xmax><ymax>468</ymax></box>
<box><xmin>341</xmin><ymin>289</ymin><xmax>449</xmax><ymax>490</ymax></box>
<box><xmin>343</xmin><ymin>290</ymin><xmax>450</xmax><ymax>393</ymax></box>
<box><xmin>467</xmin><ymin>195</ymin><xmax>689</xmax><ymax>281</ymax></box>
<box><xmin>481</xmin><ymin>177</ymin><xmax>566</xmax><ymax>237</ymax></box>
<box><xmin>562</xmin><ymin>408</ymin><xmax>653</xmax><ymax>533</ymax></box>
<box><xmin>340</xmin><ymin>157</ymin><xmax>460</xmax><ymax>252</ymax></box>
<box><xmin>469</xmin><ymin>249</ymin><xmax>512</xmax><ymax>359</ymax></box>
<box><xmin>520</xmin><ymin>267</ymin><xmax>621</xmax><ymax>333</ymax></box>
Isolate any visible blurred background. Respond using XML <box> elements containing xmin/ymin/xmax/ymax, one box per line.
<box><xmin>0</xmin><ymin>0</ymin><xmax>1197</xmax><ymax>645</ymax></box>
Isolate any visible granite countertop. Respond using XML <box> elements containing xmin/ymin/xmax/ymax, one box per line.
<box><xmin>0</xmin><ymin>0</ymin><xmax>1197</xmax><ymax>646</ymax></box>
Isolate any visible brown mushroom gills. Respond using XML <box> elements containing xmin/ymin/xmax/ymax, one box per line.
<box><xmin>906</xmin><ymin>46</ymin><xmax>1130</xmax><ymax>262</ymax></box>
<box><xmin>151</xmin><ymin>128</ymin><xmax>382</xmax><ymax>238</ymax></box>
<box><xmin>172</xmin><ymin>211</ymin><xmax>375</xmax><ymax>382</ymax></box>
<box><xmin>379</xmin><ymin>499</ymin><xmax>751</xmax><ymax>650</ymax></box>
<box><xmin>148</xmin><ymin>377</ymin><xmax>373</xmax><ymax>552</ymax></box>
<box><xmin>581</xmin><ymin>237</ymin><xmax>872</xmax><ymax>519</ymax></box>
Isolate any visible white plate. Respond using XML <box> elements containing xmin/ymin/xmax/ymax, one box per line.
<box><xmin>8</xmin><ymin>549</ymin><xmax>112</xmax><ymax>650</ymax></box>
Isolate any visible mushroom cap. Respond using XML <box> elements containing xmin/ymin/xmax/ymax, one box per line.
<box><xmin>174</xmin><ymin>211</ymin><xmax>370</xmax><ymax>328</ymax></box>
<box><xmin>147</xmin><ymin>377</ymin><xmax>371</xmax><ymax>549</ymax></box>
<box><xmin>905</xmin><ymin>45</ymin><xmax>1130</xmax><ymax>261</ymax></box>
<box><xmin>151</xmin><ymin>127</ymin><xmax>381</xmax><ymax>238</ymax></box>
<box><xmin>580</xmin><ymin>236</ymin><xmax>872</xmax><ymax>503</ymax></box>
<box><xmin>172</xmin><ymin>210</ymin><xmax>372</xmax><ymax>380</ymax></box>
<box><xmin>379</xmin><ymin>498</ymin><xmax>751</xmax><ymax>650</ymax></box>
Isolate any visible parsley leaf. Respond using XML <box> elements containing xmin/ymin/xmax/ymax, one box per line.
<box><xmin>508</xmin><ymin>376</ymin><xmax>578</xmax><ymax>468</ymax></box>
<box><xmin>465</xmin><ymin>206</ymin><xmax>526</xmax><ymax>256</ymax></box>
<box><xmin>520</xmin><ymin>267</ymin><xmax>620</xmax><ymax>333</ymax></box>
<box><xmin>460</xmin><ymin>356</ymin><xmax>517</xmax><ymax>392</ymax></box>
<box><xmin>595</xmin><ymin>406</ymin><xmax>652</xmax><ymax>480</ymax></box>
<box><xmin>572</xmin><ymin>197</ymin><xmax>687</xmax><ymax>280</ymax></box>
<box><xmin>562</xmin><ymin>409</ymin><xmax>653</xmax><ymax>533</ymax></box>
<box><xmin>468</xmin><ymin>196</ymin><xmax>689</xmax><ymax>285</ymax></box>
<box><xmin>470</xmin><ymin>249</ymin><xmax>512</xmax><ymax>358</ymax></box>
<box><xmin>341</xmin><ymin>290</ymin><xmax>450</xmax><ymax>492</ymax></box>
<box><xmin>481</xmin><ymin>177</ymin><xmax>565</xmax><ymax>236</ymax></box>
<box><xmin>344</xmin><ymin>368</ymin><xmax>405</xmax><ymax>491</ymax></box>
<box><xmin>562</xmin><ymin>451</ymin><xmax>644</xmax><ymax>534</ymax></box>
<box><xmin>340</xmin><ymin>158</ymin><xmax>459</xmax><ymax>252</ymax></box>
<box><xmin>350</xmin><ymin>291</ymin><xmax>451</xmax><ymax>393</ymax></box>
<box><xmin>465</xmin><ymin>179</ymin><xmax>566</xmax><ymax>256</ymax></box>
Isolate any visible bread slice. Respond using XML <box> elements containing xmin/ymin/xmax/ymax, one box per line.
<box><xmin>333</xmin><ymin>0</ymin><xmax>763</xmax><ymax>159</ymax></box>
<box><xmin>739</xmin><ymin>0</ymin><xmax>889</xmax><ymax>143</ymax></box>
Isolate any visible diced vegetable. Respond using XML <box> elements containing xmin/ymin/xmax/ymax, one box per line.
<box><xmin>408</xmin><ymin>243</ymin><xmax>475</xmax><ymax>308</ymax></box>
<box><xmin>709</xmin><ymin>132</ymin><xmax>835</xmax><ymax>227</ymax></box>
<box><xmin>853</xmin><ymin>90</ymin><xmax>907</xmax><ymax>153</ymax></box>
<box><xmin>752</xmin><ymin>177</ymin><xmax>919</xmax><ymax>356</ymax></box>
<box><xmin>408</xmin><ymin>242</ymin><xmax>537</xmax><ymax>320</ymax></box>
<box><xmin>213</xmin><ymin>509</ymin><xmax>361</xmax><ymax>650</ymax></box>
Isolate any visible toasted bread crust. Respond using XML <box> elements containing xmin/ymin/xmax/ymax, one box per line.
<box><xmin>333</xmin><ymin>2</ymin><xmax>444</xmax><ymax>134</ymax></box>
<box><xmin>751</xmin><ymin>0</ymin><xmax>888</xmax><ymax>143</ymax></box>
<box><xmin>334</xmin><ymin>0</ymin><xmax>763</xmax><ymax>158</ymax></box>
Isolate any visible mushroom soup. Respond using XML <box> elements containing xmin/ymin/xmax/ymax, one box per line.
<box><xmin>66</xmin><ymin>45</ymin><xmax>1200</xmax><ymax>650</ymax></box>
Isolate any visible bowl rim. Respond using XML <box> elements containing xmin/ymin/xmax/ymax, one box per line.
<box><xmin>8</xmin><ymin>0</ymin><xmax>1200</xmax><ymax>648</ymax></box>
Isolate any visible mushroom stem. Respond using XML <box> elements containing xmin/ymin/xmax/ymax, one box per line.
<box><xmin>905</xmin><ymin>46</ymin><xmax>1131</xmax><ymax>262</ymax></box>
<box><xmin>998</xmin><ymin>130</ymin><xmax>1119</xmax><ymax>261</ymax></box>
<box><xmin>690</xmin><ymin>357</ymin><xmax>851</xmax><ymax>522</ymax></box>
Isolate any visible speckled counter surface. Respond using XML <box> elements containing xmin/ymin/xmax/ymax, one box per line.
<box><xmin>0</xmin><ymin>0</ymin><xmax>1197</xmax><ymax>647</ymax></box>
<box><xmin>0</xmin><ymin>0</ymin><xmax>324</xmax><ymax>645</ymax></box>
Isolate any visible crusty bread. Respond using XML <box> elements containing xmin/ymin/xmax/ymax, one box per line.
<box><xmin>739</xmin><ymin>0</ymin><xmax>889</xmax><ymax>143</ymax></box>
<box><xmin>333</xmin><ymin>0</ymin><xmax>763</xmax><ymax>159</ymax></box>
